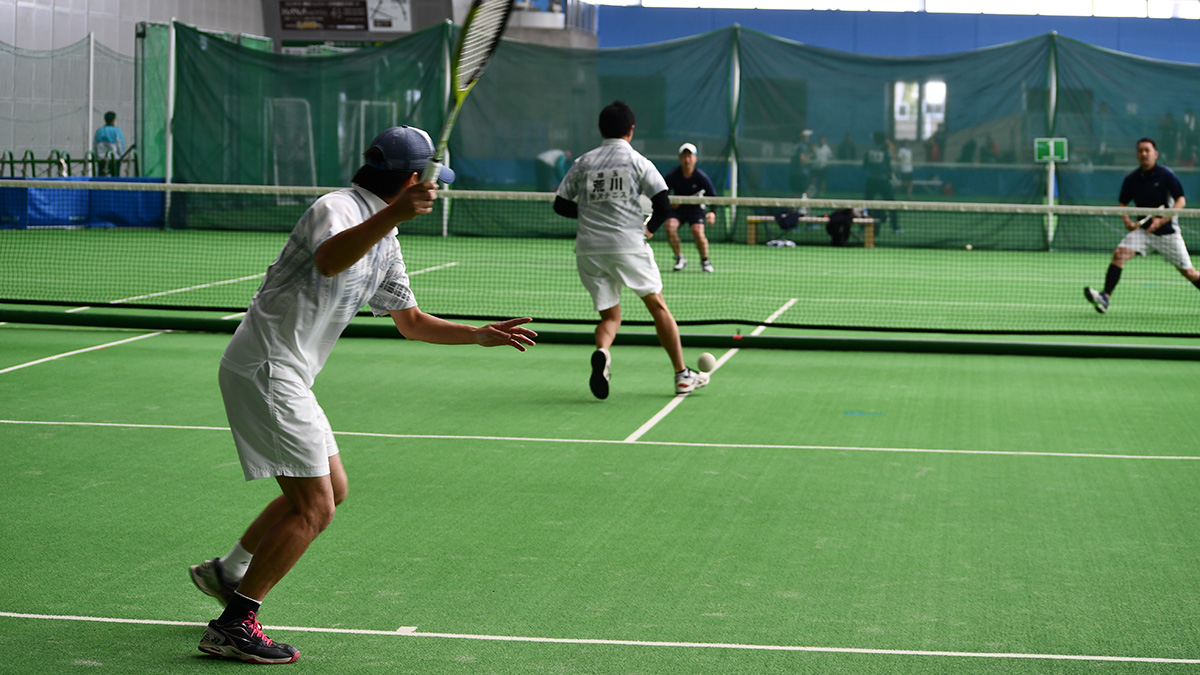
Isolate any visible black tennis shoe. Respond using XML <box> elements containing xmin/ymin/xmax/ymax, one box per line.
<box><xmin>199</xmin><ymin>610</ymin><xmax>299</xmax><ymax>665</ymax></box>
<box><xmin>589</xmin><ymin>348</ymin><xmax>610</xmax><ymax>399</ymax></box>
<box><xmin>1084</xmin><ymin>286</ymin><xmax>1109</xmax><ymax>314</ymax></box>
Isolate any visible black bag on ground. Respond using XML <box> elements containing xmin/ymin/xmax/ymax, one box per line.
<box><xmin>826</xmin><ymin>208</ymin><xmax>854</xmax><ymax>246</ymax></box>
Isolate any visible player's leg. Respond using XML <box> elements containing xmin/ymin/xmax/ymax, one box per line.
<box><xmin>640</xmin><ymin>292</ymin><xmax>685</xmax><ymax>373</ymax></box>
<box><xmin>235</xmin><ymin>474</ymin><xmax>337</xmax><ymax>603</ymax></box>
<box><xmin>883</xmin><ymin>181</ymin><xmax>900</xmax><ymax>232</ymax></box>
<box><xmin>198</xmin><ymin>474</ymin><xmax>331</xmax><ymax>665</ymax></box>
<box><xmin>1086</xmin><ymin>244</ymin><xmax>1137</xmax><ymax>313</ymax></box>
<box><xmin>665</xmin><ymin>218</ymin><xmax>686</xmax><ymax>270</ymax></box>
<box><xmin>595</xmin><ymin>304</ymin><xmax>621</xmax><ymax>352</ymax></box>
<box><xmin>1150</xmin><ymin>231</ymin><xmax>1200</xmax><ymax>289</ymax></box>
<box><xmin>236</xmin><ymin>454</ymin><xmax>347</xmax><ymax>566</ymax></box>
<box><xmin>640</xmin><ymin>292</ymin><xmax>710</xmax><ymax>394</ymax></box>
<box><xmin>579</xmin><ymin>253</ymin><xmax>621</xmax><ymax>399</ymax></box>
<box><xmin>587</xmin><ymin>304</ymin><xmax>619</xmax><ymax>399</ymax></box>
<box><xmin>691</xmin><ymin>222</ymin><xmax>713</xmax><ymax>272</ymax></box>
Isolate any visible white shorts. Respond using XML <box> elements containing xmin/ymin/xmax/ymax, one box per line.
<box><xmin>1118</xmin><ymin>228</ymin><xmax>1195</xmax><ymax>271</ymax></box>
<box><xmin>576</xmin><ymin>247</ymin><xmax>663</xmax><ymax>311</ymax></box>
<box><xmin>219</xmin><ymin>365</ymin><xmax>338</xmax><ymax>481</ymax></box>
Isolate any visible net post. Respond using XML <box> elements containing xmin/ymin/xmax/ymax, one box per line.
<box><xmin>1046</xmin><ymin>159</ymin><xmax>1056</xmax><ymax>248</ymax></box>
<box><xmin>164</xmin><ymin>19</ymin><xmax>177</xmax><ymax>226</ymax></box>
<box><xmin>87</xmin><ymin>32</ymin><xmax>95</xmax><ymax>167</ymax></box>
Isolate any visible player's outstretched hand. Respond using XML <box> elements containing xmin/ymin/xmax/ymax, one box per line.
<box><xmin>388</xmin><ymin>180</ymin><xmax>439</xmax><ymax>223</ymax></box>
<box><xmin>475</xmin><ymin>317</ymin><xmax>538</xmax><ymax>351</ymax></box>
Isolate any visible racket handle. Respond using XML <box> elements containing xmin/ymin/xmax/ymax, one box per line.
<box><xmin>421</xmin><ymin>161</ymin><xmax>443</xmax><ymax>183</ymax></box>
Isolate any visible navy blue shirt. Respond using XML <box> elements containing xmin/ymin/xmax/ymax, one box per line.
<box><xmin>1118</xmin><ymin>163</ymin><xmax>1185</xmax><ymax>235</ymax></box>
<box><xmin>863</xmin><ymin>143</ymin><xmax>892</xmax><ymax>181</ymax></box>
<box><xmin>665</xmin><ymin>166</ymin><xmax>717</xmax><ymax>224</ymax></box>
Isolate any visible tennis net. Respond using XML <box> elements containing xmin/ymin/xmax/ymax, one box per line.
<box><xmin>2</xmin><ymin>179</ymin><xmax>1199</xmax><ymax>337</ymax></box>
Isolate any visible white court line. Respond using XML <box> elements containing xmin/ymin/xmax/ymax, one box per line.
<box><xmin>624</xmin><ymin>299</ymin><xmax>797</xmax><ymax>443</ymax></box>
<box><xmin>111</xmin><ymin>274</ymin><xmax>265</xmax><ymax>303</ymax></box>
<box><xmin>0</xmin><ymin>332</ymin><xmax>166</xmax><ymax>374</ymax></box>
<box><xmin>1</xmin><ymin>420</ymin><xmax>1198</xmax><ymax>461</ymax></box>
<box><xmin>409</xmin><ymin>261</ymin><xmax>458</xmax><ymax>275</ymax></box>
<box><xmin>0</xmin><ymin>612</ymin><xmax>1194</xmax><ymax>664</ymax></box>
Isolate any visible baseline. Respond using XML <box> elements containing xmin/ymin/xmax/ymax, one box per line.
<box><xmin>0</xmin><ymin>612</ymin><xmax>1194</xmax><ymax>665</ymax></box>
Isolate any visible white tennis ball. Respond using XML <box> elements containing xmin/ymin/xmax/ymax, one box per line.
<box><xmin>965</xmin><ymin>244</ymin><xmax>973</xmax><ymax>250</ymax></box>
<box><xmin>697</xmin><ymin>352</ymin><xmax>716</xmax><ymax>373</ymax></box>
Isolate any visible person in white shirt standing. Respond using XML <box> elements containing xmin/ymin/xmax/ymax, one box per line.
<box><xmin>896</xmin><ymin>140</ymin><xmax>914</xmax><ymax>198</ymax></box>
<box><xmin>811</xmin><ymin>134</ymin><xmax>833</xmax><ymax>196</ymax></box>
<box><xmin>554</xmin><ymin>101</ymin><xmax>709</xmax><ymax>399</ymax></box>
<box><xmin>188</xmin><ymin>126</ymin><xmax>536</xmax><ymax>665</ymax></box>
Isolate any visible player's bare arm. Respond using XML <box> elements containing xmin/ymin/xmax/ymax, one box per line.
<box><xmin>1119</xmin><ymin>202</ymin><xmax>1137</xmax><ymax>230</ymax></box>
<box><xmin>314</xmin><ymin>180</ymin><xmax>438</xmax><ymax>276</ymax></box>
<box><xmin>388</xmin><ymin>308</ymin><xmax>537</xmax><ymax>351</ymax></box>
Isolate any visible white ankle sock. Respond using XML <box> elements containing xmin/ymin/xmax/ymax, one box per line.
<box><xmin>220</xmin><ymin>541</ymin><xmax>253</xmax><ymax>582</ymax></box>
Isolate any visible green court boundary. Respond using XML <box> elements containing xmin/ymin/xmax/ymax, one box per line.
<box><xmin>4</xmin><ymin>307</ymin><xmax>1199</xmax><ymax>361</ymax></box>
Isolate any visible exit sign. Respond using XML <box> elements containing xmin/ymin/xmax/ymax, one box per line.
<box><xmin>1035</xmin><ymin>137</ymin><xmax>1068</xmax><ymax>162</ymax></box>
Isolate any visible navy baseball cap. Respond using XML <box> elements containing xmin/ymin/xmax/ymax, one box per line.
<box><xmin>365</xmin><ymin>126</ymin><xmax>456</xmax><ymax>183</ymax></box>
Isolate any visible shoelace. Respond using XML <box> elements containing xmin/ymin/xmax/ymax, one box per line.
<box><xmin>242</xmin><ymin>611</ymin><xmax>276</xmax><ymax>646</ymax></box>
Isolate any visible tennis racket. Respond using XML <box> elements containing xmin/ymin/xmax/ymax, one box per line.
<box><xmin>421</xmin><ymin>0</ymin><xmax>515</xmax><ymax>182</ymax></box>
<box><xmin>1136</xmin><ymin>205</ymin><xmax>1165</xmax><ymax>228</ymax></box>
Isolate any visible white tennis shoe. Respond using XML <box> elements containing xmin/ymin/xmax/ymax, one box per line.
<box><xmin>675</xmin><ymin>367</ymin><xmax>709</xmax><ymax>394</ymax></box>
<box><xmin>673</xmin><ymin>255</ymin><xmax>688</xmax><ymax>271</ymax></box>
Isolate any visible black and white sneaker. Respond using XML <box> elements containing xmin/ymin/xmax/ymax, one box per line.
<box><xmin>673</xmin><ymin>255</ymin><xmax>687</xmax><ymax>271</ymax></box>
<box><xmin>589</xmin><ymin>349</ymin><xmax>611</xmax><ymax>399</ymax></box>
<box><xmin>700</xmin><ymin>260</ymin><xmax>714</xmax><ymax>273</ymax></box>
<box><xmin>199</xmin><ymin>610</ymin><xmax>299</xmax><ymax>664</ymax></box>
<box><xmin>1084</xmin><ymin>286</ymin><xmax>1109</xmax><ymax>314</ymax></box>
<box><xmin>190</xmin><ymin>558</ymin><xmax>239</xmax><ymax>607</ymax></box>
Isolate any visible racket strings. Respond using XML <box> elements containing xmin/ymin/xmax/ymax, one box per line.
<box><xmin>456</xmin><ymin>1</ymin><xmax>511</xmax><ymax>88</ymax></box>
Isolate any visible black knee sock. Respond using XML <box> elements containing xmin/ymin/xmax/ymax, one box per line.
<box><xmin>218</xmin><ymin>592</ymin><xmax>261</xmax><ymax>624</ymax></box>
<box><xmin>1102</xmin><ymin>265</ymin><xmax>1122</xmax><ymax>296</ymax></box>
<box><xmin>1192</xmin><ymin>277</ymin><xmax>1200</xmax><ymax>292</ymax></box>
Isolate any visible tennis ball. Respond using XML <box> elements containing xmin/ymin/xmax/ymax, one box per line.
<box><xmin>697</xmin><ymin>352</ymin><xmax>716</xmax><ymax>373</ymax></box>
<box><xmin>965</xmin><ymin>244</ymin><xmax>973</xmax><ymax>250</ymax></box>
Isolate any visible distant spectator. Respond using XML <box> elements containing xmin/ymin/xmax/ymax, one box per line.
<box><xmin>789</xmin><ymin>129</ymin><xmax>813</xmax><ymax>196</ymax></box>
<box><xmin>896</xmin><ymin>140</ymin><xmax>914</xmax><ymax>197</ymax></box>
<box><xmin>980</xmin><ymin>135</ymin><xmax>999</xmax><ymax>163</ymax></box>
<box><xmin>957</xmin><ymin>138</ymin><xmax>977</xmax><ymax>164</ymax></box>
<box><xmin>811</xmin><ymin>134</ymin><xmax>833</xmax><ymax>195</ymax></box>
<box><xmin>535</xmin><ymin>148</ymin><xmax>571</xmax><ymax>191</ymax></box>
<box><xmin>863</xmin><ymin>131</ymin><xmax>900</xmax><ymax>234</ymax></box>
<box><xmin>94</xmin><ymin>111</ymin><xmax>125</xmax><ymax>177</ymax></box>
<box><xmin>836</xmin><ymin>131</ymin><xmax>856</xmax><ymax>161</ymax></box>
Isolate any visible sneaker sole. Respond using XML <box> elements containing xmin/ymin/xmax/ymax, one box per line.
<box><xmin>589</xmin><ymin>350</ymin><xmax>609</xmax><ymax>399</ymax></box>
<box><xmin>189</xmin><ymin>564</ymin><xmax>234</xmax><ymax>607</ymax></box>
<box><xmin>199</xmin><ymin>642</ymin><xmax>300</xmax><ymax>665</ymax></box>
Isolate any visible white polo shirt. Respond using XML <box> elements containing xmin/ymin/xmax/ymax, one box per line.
<box><xmin>557</xmin><ymin>137</ymin><xmax>668</xmax><ymax>254</ymax></box>
<box><xmin>221</xmin><ymin>184</ymin><xmax>417</xmax><ymax>387</ymax></box>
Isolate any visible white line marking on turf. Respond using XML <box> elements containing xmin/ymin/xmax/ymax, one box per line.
<box><xmin>0</xmin><ymin>612</ymin><xmax>1194</xmax><ymax>664</ymax></box>
<box><xmin>1</xmin><ymin>420</ymin><xmax>1197</xmax><ymax>461</ymax></box>
<box><xmin>623</xmin><ymin>299</ymin><xmax>798</xmax><ymax>443</ymax></box>
<box><xmin>0</xmin><ymin>332</ymin><xmax>166</xmax><ymax>374</ymax></box>
<box><xmin>409</xmin><ymin>261</ymin><xmax>459</xmax><ymax>275</ymax></box>
<box><xmin>111</xmin><ymin>274</ymin><xmax>265</xmax><ymax>303</ymax></box>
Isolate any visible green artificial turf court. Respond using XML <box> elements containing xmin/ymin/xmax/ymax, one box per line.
<box><xmin>4</xmin><ymin>227</ymin><xmax>1200</xmax><ymax>335</ymax></box>
<box><xmin>2</xmin><ymin>323</ymin><xmax>1199</xmax><ymax>673</ymax></box>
